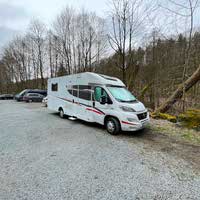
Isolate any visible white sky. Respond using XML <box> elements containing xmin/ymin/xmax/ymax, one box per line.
<box><xmin>0</xmin><ymin>0</ymin><xmax>200</xmax><ymax>50</ymax></box>
<box><xmin>0</xmin><ymin>0</ymin><xmax>108</xmax><ymax>48</ymax></box>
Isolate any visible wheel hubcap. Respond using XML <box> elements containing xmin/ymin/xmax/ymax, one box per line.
<box><xmin>107</xmin><ymin>121</ymin><xmax>115</xmax><ymax>133</ymax></box>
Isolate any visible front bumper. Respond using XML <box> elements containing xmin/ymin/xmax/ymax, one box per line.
<box><xmin>120</xmin><ymin>112</ymin><xmax>150</xmax><ymax>131</ymax></box>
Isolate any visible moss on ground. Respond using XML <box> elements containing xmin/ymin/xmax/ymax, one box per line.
<box><xmin>178</xmin><ymin>109</ymin><xmax>200</xmax><ymax>130</ymax></box>
<box><xmin>151</xmin><ymin>112</ymin><xmax>177</xmax><ymax>123</ymax></box>
<box><xmin>151</xmin><ymin>109</ymin><xmax>200</xmax><ymax>131</ymax></box>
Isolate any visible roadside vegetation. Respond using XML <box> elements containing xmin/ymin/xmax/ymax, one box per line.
<box><xmin>0</xmin><ymin>0</ymin><xmax>200</xmax><ymax>134</ymax></box>
<box><xmin>150</xmin><ymin>118</ymin><xmax>200</xmax><ymax>145</ymax></box>
<box><xmin>151</xmin><ymin>109</ymin><xmax>200</xmax><ymax>130</ymax></box>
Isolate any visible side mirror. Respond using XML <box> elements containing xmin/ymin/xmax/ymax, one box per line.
<box><xmin>100</xmin><ymin>96</ymin><xmax>107</xmax><ymax>105</ymax></box>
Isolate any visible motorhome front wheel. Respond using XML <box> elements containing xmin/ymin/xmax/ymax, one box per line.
<box><xmin>106</xmin><ymin>117</ymin><xmax>120</xmax><ymax>135</ymax></box>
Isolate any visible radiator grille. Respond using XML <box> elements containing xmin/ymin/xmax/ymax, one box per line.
<box><xmin>137</xmin><ymin>112</ymin><xmax>147</xmax><ymax>120</ymax></box>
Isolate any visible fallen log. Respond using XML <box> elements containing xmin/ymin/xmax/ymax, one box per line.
<box><xmin>155</xmin><ymin>65</ymin><xmax>200</xmax><ymax>113</ymax></box>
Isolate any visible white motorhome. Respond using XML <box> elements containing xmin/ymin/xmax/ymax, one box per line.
<box><xmin>48</xmin><ymin>72</ymin><xmax>149</xmax><ymax>135</ymax></box>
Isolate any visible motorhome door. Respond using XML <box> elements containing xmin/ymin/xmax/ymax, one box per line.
<box><xmin>93</xmin><ymin>86</ymin><xmax>112</xmax><ymax>123</ymax></box>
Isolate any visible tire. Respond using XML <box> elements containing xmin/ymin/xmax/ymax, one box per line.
<box><xmin>59</xmin><ymin>108</ymin><xmax>64</xmax><ymax>118</ymax></box>
<box><xmin>106</xmin><ymin>117</ymin><xmax>120</xmax><ymax>135</ymax></box>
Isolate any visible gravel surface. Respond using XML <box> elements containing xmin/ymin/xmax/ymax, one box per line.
<box><xmin>0</xmin><ymin>100</ymin><xmax>200</xmax><ymax>200</ymax></box>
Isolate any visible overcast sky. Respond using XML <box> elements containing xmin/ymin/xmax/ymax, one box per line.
<box><xmin>0</xmin><ymin>0</ymin><xmax>108</xmax><ymax>48</ymax></box>
<box><xmin>0</xmin><ymin>0</ymin><xmax>200</xmax><ymax>50</ymax></box>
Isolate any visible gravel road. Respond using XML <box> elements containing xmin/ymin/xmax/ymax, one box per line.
<box><xmin>0</xmin><ymin>100</ymin><xmax>200</xmax><ymax>200</ymax></box>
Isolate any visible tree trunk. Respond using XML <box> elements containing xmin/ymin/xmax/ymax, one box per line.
<box><xmin>38</xmin><ymin>46</ymin><xmax>45</xmax><ymax>89</ymax></box>
<box><xmin>155</xmin><ymin>65</ymin><xmax>200</xmax><ymax>113</ymax></box>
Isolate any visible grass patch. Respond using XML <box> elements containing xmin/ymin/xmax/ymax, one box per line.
<box><xmin>150</xmin><ymin>119</ymin><xmax>200</xmax><ymax>145</ymax></box>
<box><xmin>182</xmin><ymin>132</ymin><xmax>200</xmax><ymax>143</ymax></box>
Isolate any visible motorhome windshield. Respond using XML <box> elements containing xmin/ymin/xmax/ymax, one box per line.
<box><xmin>107</xmin><ymin>86</ymin><xmax>136</xmax><ymax>102</ymax></box>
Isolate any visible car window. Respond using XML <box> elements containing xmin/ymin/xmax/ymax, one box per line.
<box><xmin>29</xmin><ymin>94</ymin><xmax>39</xmax><ymax>97</ymax></box>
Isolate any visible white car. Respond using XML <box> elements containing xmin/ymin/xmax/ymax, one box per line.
<box><xmin>42</xmin><ymin>96</ymin><xmax>48</xmax><ymax>107</ymax></box>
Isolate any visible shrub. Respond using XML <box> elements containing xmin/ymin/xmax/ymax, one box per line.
<box><xmin>178</xmin><ymin>109</ymin><xmax>200</xmax><ymax>130</ymax></box>
<box><xmin>151</xmin><ymin>112</ymin><xmax>177</xmax><ymax>123</ymax></box>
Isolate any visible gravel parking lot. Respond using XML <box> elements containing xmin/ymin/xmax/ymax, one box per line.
<box><xmin>0</xmin><ymin>100</ymin><xmax>200</xmax><ymax>200</ymax></box>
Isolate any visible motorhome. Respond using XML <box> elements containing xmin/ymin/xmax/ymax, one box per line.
<box><xmin>48</xmin><ymin>72</ymin><xmax>149</xmax><ymax>135</ymax></box>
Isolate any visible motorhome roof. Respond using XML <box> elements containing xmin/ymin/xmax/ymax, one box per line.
<box><xmin>48</xmin><ymin>72</ymin><xmax>125</xmax><ymax>87</ymax></box>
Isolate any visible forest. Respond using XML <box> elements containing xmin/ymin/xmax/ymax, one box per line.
<box><xmin>0</xmin><ymin>0</ymin><xmax>200</xmax><ymax>117</ymax></box>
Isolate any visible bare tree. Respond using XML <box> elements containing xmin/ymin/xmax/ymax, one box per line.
<box><xmin>77</xmin><ymin>10</ymin><xmax>106</xmax><ymax>72</ymax></box>
<box><xmin>108</xmin><ymin>0</ymin><xmax>156</xmax><ymax>84</ymax></box>
<box><xmin>29</xmin><ymin>19</ymin><xmax>47</xmax><ymax>88</ymax></box>
<box><xmin>157</xmin><ymin>0</ymin><xmax>200</xmax><ymax>112</ymax></box>
<box><xmin>53</xmin><ymin>6</ymin><xmax>75</xmax><ymax>75</ymax></box>
<box><xmin>53</xmin><ymin>7</ymin><xmax>107</xmax><ymax>74</ymax></box>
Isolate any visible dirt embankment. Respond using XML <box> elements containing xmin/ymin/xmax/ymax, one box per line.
<box><xmin>132</xmin><ymin>119</ymin><xmax>200</xmax><ymax>172</ymax></box>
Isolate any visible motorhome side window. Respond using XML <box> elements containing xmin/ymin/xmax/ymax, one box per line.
<box><xmin>94</xmin><ymin>87</ymin><xmax>109</xmax><ymax>102</ymax></box>
<box><xmin>68</xmin><ymin>85</ymin><xmax>92</xmax><ymax>101</ymax></box>
<box><xmin>51</xmin><ymin>83</ymin><xmax>58</xmax><ymax>91</ymax></box>
<box><xmin>79</xmin><ymin>85</ymin><xmax>92</xmax><ymax>101</ymax></box>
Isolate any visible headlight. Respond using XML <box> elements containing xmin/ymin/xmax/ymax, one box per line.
<box><xmin>120</xmin><ymin>106</ymin><xmax>136</xmax><ymax>112</ymax></box>
<box><xmin>127</xmin><ymin>118</ymin><xmax>137</xmax><ymax>122</ymax></box>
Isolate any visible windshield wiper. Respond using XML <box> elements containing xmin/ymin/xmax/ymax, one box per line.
<box><xmin>115</xmin><ymin>98</ymin><xmax>126</xmax><ymax>102</ymax></box>
<box><xmin>127</xmin><ymin>100</ymin><xmax>138</xmax><ymax>103</ymax></box>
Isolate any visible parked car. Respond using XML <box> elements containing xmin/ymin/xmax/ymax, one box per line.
<box><xmin>15</xmin><ymin>89</ymin><xmax>47</xmax><ymax>101</ymax></box>
<box><xmin>0</xmin><ymin>94</ymin><xmax>14</xmax><ymax>100</ymax></box>
<box><xmin>42</xmin><ymin>96</ymin><xmax>48</xmax><ymax>107</ymax></box>
<box><xmin>15</xmin><ymin>89</ymin><xmax>31</xmax><ymax>101</ymax></box>
<box><xmin>23</xmin><ymin>93</ymin><xmax>44</xmax><ymax>102</ymax></box>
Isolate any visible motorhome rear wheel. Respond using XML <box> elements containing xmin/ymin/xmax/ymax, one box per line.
<box><xmin>59</xmin><ymin>108</ymin><xmax>64</xmax><ymax>118</ymax></box>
